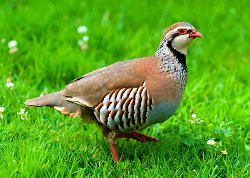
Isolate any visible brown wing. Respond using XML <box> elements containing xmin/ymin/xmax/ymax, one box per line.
<box><xmin>63</xmin><ymin>56</ymin><xmax>159</xmax><ymax>108</ymax></box>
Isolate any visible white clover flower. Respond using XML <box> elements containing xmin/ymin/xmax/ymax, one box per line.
<box><xmin>221</xmin><ymin>149</ymin><xmax>227</xmax><ymax>155</ymax></box>
<box><xmin>17</xmin><ymin>108</ymin><xmax>28</xmax><ymax>120</ymax></box>
<box><xmin>189</xmin><ymin>118</ymin><xmax>204</xmax><ymax>124</ymax></box>
<box><xmin>82</xmin><ymin>35</ymin><xmax>89</xmax><ymax>42</ymax></box>
<box><xmin>8</xmin><ymin>40</ymin><xmax>17</xmax><ymax>49</ymax></box>
<box><xmin>0</xmin><ymin>106</ymin><xmax>5</xmax><ymax>119</ymax></box>
<box><xmin>77</xmin><ymin>25</ymin><xmax>88</xmax><ymax>34</ymax></box>
<box><xmin>6</xmin><ymin>81</ymin><xmax>14</xmax><ymax>89</ymax></box>
<box><xmin>8</xmin><ymin>40</ymin><xmax>18</xmax><ymax>54</ymax></box>
<box><xmin>207</xmin><ymin>139</ymin><xmax>216</xmax><ymax>146</ymax></box>
<box><xmin>189</xmin><ymin>113</ymin><xmax>204</xmax><ymax>124</ymax></box>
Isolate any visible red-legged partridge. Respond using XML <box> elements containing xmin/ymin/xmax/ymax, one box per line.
<box><xmin>25</xmin><ymin>22</ymin><xmax>202</xmax><ymax>161</ymax></box>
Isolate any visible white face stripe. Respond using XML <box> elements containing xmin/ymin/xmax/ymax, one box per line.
<box><xmin>173</xmin><ymin>26</ymin><xmax>194</xmax><ymax>31</ymax></box>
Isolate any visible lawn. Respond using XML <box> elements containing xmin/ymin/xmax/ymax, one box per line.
<box><xmin>0</xmin><ymin>0</ymin><xmax>249</xmax><ymax>177</ymax></box>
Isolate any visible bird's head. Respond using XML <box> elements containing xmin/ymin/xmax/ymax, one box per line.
<box><xmin>162</xmin><ymin>22</ymin><xmax>202</xmax><ymax>55</ymax></box>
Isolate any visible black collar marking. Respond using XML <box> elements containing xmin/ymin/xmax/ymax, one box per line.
<box><xmin>167</xmin><ymin>39</ymin><xmax>187</xmax><ymax>71</ymax></box>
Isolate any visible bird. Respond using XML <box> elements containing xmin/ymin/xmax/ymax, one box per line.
<box><xmin>25</xmin><ymin>22</ymin><xmax>202</xmax><ymax>162</ymax></box>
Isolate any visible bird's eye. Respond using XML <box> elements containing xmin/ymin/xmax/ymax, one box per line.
<box><xmin>178</xmin><ymin>29</ymin><xmax>188</xmax><ymax>35</ymax></box>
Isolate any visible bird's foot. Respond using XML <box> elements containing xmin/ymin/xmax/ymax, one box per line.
<box><xmin>116</xmin><ymin>131</ymin><xmax>159</xmax><ymax>143</ymax></box>
<box><xmin>107</xmin><ymin>131</ymin><xmax>159</xmax><ymax>162</ymax></box>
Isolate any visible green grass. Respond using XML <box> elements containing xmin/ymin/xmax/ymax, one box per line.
<box><xmin>0</xmin><ymin>0</ymin><xmax>249</xmax><ymax>177</ymax></box>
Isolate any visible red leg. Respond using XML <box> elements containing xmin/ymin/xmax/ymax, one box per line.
<box><xmin>108</xmin><ymin>132</ymin><xmax>120</xmax><ymax>162</ymax></box>
<box><xmin>116</xmin><ymin>131</ymin><xmax>159</xmax><ymax>143</ymax></box>
<box><xmin>107</xmin><ymin>131</ymin><xmax>159</xmax><ymax>162</ymax></box>
<box><xmin>108</xmin><ymin>140</ymin><xmax>120</xmax><ymax>162</ymax></box>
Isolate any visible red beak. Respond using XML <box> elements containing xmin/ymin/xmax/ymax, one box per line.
<box><xmin>189</xmin><ymin>31</ymin><xmax>203</xmax><ymax>38</ymax></box>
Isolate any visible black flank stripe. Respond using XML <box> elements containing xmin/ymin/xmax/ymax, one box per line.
<box><xmin>106</xmin><ymin>100</ymin><xmax>111</xmax><ymax>109</ymax></box>
<box><xmin>110</xmin><ymin>109</ymin><xmax>117</xmax><ymax>121</ymax></box>
<box><xmin>126</xmin><ymin>118</ymin><xmax>131</xmax><ymax>128</ymax></box>
<box><xmin>130</xmin><ymin>110</ymin><xmax>135</xmax><ymax>125</ymax></box>
<box><xmin>113</xmin><ymin>89</ymin><xmax>120</xmax><ymax>100</ymax></box>
<box><xmin>136</xmin><ymin>97</ymin><xmax>142</xmax><ymax>126</ymax></box>
<box><xmin>119</xmin><ymin>98</ymin><xmax>127</xmax><ymax>110</ymax></box>
<box><xmin>119</xmin><ymin>88</ymin><xmax>126</xmax><ymax>98</ymax></box>
<box><xmin>118</xmin><ymin>110</ymin><xmax>124</xmax><ymax>129</ymax></box>
<box><xmin>124</xmin><ymin>111</ymin><xmax>129</xmax><ymax>122</ymax></box>
<box><xmin>113</xmin><ymin>100</ymin><xmax>118</xmax><ymax>109</ymax></box>
<box><xmin>114</xmin><ymin>125</ymin><xmax>120</xmax><ymax>132</ymax></box>
<box><xmin>104</xmin><ymin>110</ymin><xmax>111</xmax><ymax>125</ymax></box>
<box><xmin>108</xmin><ymin>90</ymin><xmax>116</xmax><ymax>101</ymax></box>
<box><xmin>130</xmin><ymin>88</ymin><xmax>138</xmax><ymax>125</ymax></box>
<box><xmin>142</xmin><ymin>88</ymin><xmax>148</xmax><ymax>124</ymax></box>
<box><xmin>125</xmin><ymin>88</ymin><xmax>132</xmax><ymax>98</ymax></box>
<box><xmin>124</xmin><ymin>98</ymin><xmax>133</xmax><ymax>118</ymax></box>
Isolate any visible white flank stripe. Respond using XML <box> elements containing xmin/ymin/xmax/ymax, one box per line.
<box><xmin>100</xmin><ymin>104</ymin><xmax>108</xmax><ymax>114</ymax></box>
<box><xmin>110</xmin><ymin>92</ymin><xmax>116</xmax><ymax>102</ymax></box>
<box><xmin>140</xmin><ymin>87</ymin><xmax>146</xmax><ymax>113</ymax></box>
<box><xmin>113</xmin><ymin>111</ymin><xmax>119</xmax><ymax>123</ymax></box>
<box><xmin>129</xmin><ymin>88</ymin><xmax>137</xmax><ymax>98</ymax></box>
<box><xmin>115</xmin><ymin>101</ymin><xmax>121</xmax><ymax>110</ymax></box>
<box><xmin>122</xmin><ymin>89</ymin><xmax>130</xmax><ymax>98</ymax></box>
<box><xmin>103</xmin><ymin>94</ymin><xmax>110</xmax><ymax>104</ymax></box>
<box><xmin>134</xmin><ymin>90</ymin><xmax>140</xmax><ymax>111</ymax></box>
<box><xmin>108</xmin><ymin>102</ymin><xmax>115</xmax><ymax>110</ymax></box>
<box><xmin>107</xmin><ymin>117</ymin><xmax>116</xmax><ymax>129</ymax></box>
<box><xmin>100</xmin><ymin>112</ymin><xmax>105</xmax><ymax>123</ymax></box>
<box><xmin>116</xmin><ymin>89</ymin><xmax>124</xmax><ymax>101</ymax></box>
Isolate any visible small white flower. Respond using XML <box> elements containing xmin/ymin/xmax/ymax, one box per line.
<box><xmin>82</xmin><ymin>35</ymin><xmax>89</xmax><ymax>42</ymax></box>
<box><xmin>17</xmin><ymin>108</ymin><xmax>28</xmax><ymax>120</ymax></box>
<box><xmin>207</xmin><ymin>139</ymin><xmax>216</xmax><ymax>145</ymax></box>
<box><xmin>8</xmin><ymin>40</ymin><xmax>17</xmax><ymax>49</ymax></box>
<box><xmin>189</xmin><ymin>113</ymin><xmax>204</xmax><ymax>124</ymax></box>
<box><xmin>189</xmin><ymin>118</ymin><xmax>203</xmax><ymax>124</ymax></box>
<box><xmin>8</xmin><ymin>40</ymin><xmax>18</xmax><ymax>54</ymax></box>
<box><xmin>191</xmin><ymin>113</ymin><xmax>197</xmax><ymax>118</ymax></box>
<box><xmin>0</xmin><ymin>107</ymin><xmax>5</xmax><ymax>113</ymax></box>
<box><xmin>0</xmin><ymin>106</ymin><xmax>5</xmax><ymax>119</ymax></box>
<box><xmin>6</xmin><ymin>81</ymin><xmax>14</xmax><ymax>89</ymax></box>
<box><xmin>221</xmin><ymin>149</ymin><xmax>227</xmax><ymax>155</ymax></box>
<box><xmin>77</xmin><ymin>25</ymin><xmax>88</xmax><ymax>34</ymax></box>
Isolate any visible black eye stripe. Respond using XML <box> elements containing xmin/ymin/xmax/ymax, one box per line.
<box><xmin>187</xmin><ymin>29</ymin><xmax>192</xmax><ymax>33</ymax></box>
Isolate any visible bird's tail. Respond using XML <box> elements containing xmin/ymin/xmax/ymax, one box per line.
<box><xmin>25</xmin><ymin>91</ymin><xmax>63</xmax><ymax>107</ymax></box>
<box><xmin>25</xmin><ymin>91</ymin><xmax>82</xmax><ymax>118</ymax></box>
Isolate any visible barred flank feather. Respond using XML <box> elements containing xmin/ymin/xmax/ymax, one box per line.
<box><xmin>94</xmin><ymin>82</ymin><xmax>152</xmax><ymax>132</ymax></box>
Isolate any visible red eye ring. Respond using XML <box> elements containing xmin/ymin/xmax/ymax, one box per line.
<box><xmin>178</xmin><ymin>29</ymin><xmax>188</xmax><ymax>35</ymax></box>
